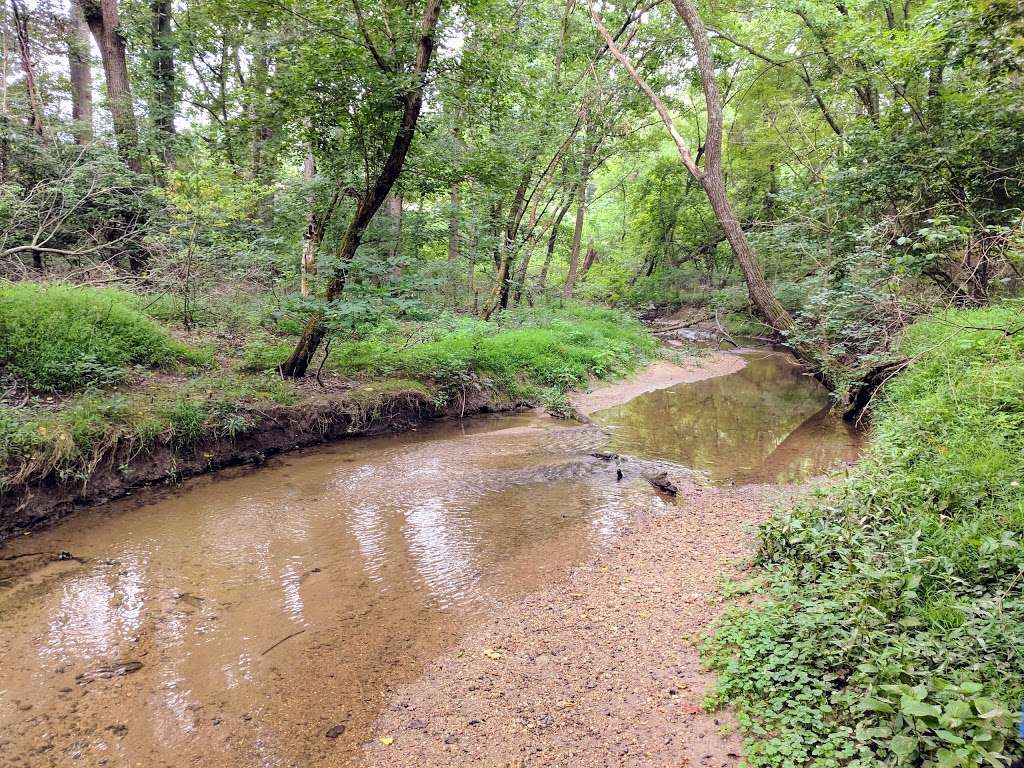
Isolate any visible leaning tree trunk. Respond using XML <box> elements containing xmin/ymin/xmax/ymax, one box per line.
<box><xmin>83</xmin><ymin>0</ymin><xmax>141</xmax><ymax>173</ymax></box>
<box><xmin>68</xmin><ymin>0</ymin><xmax>92</xmax><ymax>143</ymax></box>
<box><xmin>150</xmin><ymin>0</ymin><xmax>175</xmax><ymax>169</ymax></box>
<box><xmin>589</xmin><ymin>0</ymin><xmax>794</xmax><ymax>336</ymax></box>
<box><xmin>562</xmin><ymin>127</ymin><xmax>596</xmax><ymax>299</ymax></box>
<box><xmin>280</xmin><ymin>0</ymin><xmax>443</xmax><ymax>378</ymax></box>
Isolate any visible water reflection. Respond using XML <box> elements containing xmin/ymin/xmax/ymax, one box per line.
<box><xmin>0</xmin><ymin>357</ymin><xmax>861</xmax><ymax>767</ymax></box>
<box><xmin>593</xmin><ymin>352</ymin><xmax>863</xmax><ymax>484</ymax></box>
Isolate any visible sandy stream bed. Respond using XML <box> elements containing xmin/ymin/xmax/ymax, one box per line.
<box><xmin>359</xmin><ymin>353</ymin><xmax>791</xmax><ymax>767</ymax></box>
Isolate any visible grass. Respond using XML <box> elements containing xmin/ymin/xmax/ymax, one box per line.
<box><xmin>0</xmin><ymin>282</ymin><xmax>207</xmax><ymax>392</ymax></box>
<box><xmin>242</xmin><ymin>303</ymin><xmax>657</xmax><ymax>401</ymax></box>
<box><xmin>2</xmin><ymin>293</ymin><xmax>656</xmax><ymax>491</ymax></box>
<box><xmin>703</xmin><ymin>302</ymin><xmax>1024</xmax><ymax>767</ymax></box>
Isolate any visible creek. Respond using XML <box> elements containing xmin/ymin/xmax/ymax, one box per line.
<box><xmin>0</xmin><ymin>350</ymin><xmax>861</xmax><ymax>767</ymax></box>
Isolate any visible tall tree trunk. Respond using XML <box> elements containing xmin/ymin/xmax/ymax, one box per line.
<box><xmin>10</xmin><ymin>0</ymin><xmax>43</xmax><ymax>135</ymax></box>
<box><xmin>68</xmin><ymin>0</ymin><xmax>92</xmax><ymax>143</ymax></box>
<box><xmin>83</xmin><ymin>0</ymin><xmax>141</xmax><ymax>172</ymax></box>
<box><xmin>481</xmin><ymin>168</ymin><xmax>531</xmax><ymax>320</ymax></box>
<box><xmin>150</xmin><ymin>0</ymin><xmax>175</xmax><ymax>168</ymax></box>
<box><xmin>562</xmin><ymin>135</ymin><xmax>595</xmax><ymax>299</ymax></box>
<box><xmin>299</xmin><ymin>149</ymin><xmax>329</xmax><ymax>296</ymax></box>
<box><xmin>589</xmin><ymin>0</ymin><xmax>794</xmax><ymax>335</ymax></box>
<box><xmin>249</xmin><ymin>40</ymin><xmax>274</xmax><ymax>185</ymax></box>
<box><xmin>280</xmin><ymin>0</ymin><xmax>443</xmax><ymax>378</ymax></box>
<box><xmin>536</xmin><ymin>196</ymin><xmax>572</xmax><ymax>292</ymax></box>
<box><xmin>386</xmin><ymin>193</ymin><xmax>403</xmax><ymax>283</ymax></box>
<box><xmin>447</xmin><ymin>183</ymin><xmax>459</xmax><ymax>304</ymax></box>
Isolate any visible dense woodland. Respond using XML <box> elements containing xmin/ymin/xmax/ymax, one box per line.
<box><xmin>1</xmin><ymin>0</ymin><xmax>1023</xmax><ymax>765</ymax></box>
<box><xmin>0</xmin><ymin>0</ymin><xmax>1020</xmax><ymax>386</ymax></box>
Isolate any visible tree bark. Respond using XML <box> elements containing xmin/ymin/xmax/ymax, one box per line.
<box><xmin>280</xmin><ymin>0</ymin><xmax>443</xmax><ymax>377</ymax></box>
<box><xmin>10</xmin><ymin>0</ymin><xmax>43</xmax><ymax>135</ymax></box>
<box><xmin>386</xmin><ymin>193</ymin><xmax>403</xmax><ymax>283</ymax></box>
<box><xmin>562</xmin><ymin>136</ymin><xmax>595</xmax><ymax>299</ymax></box>
<box><xmin>83</xmin><ymin>0</ymin><xmax>141</xmax><ymax>172</ymax></box>
<box><xmin>447</xmin><ymin>183</ymin><xmax>459</xmax><ymax>303</ymax></box>
<box><xmin>150</xmin><ymin>0</ymin><xmax>175</xmax><ymax>168</ymax></box>
<box><xmin>589</xmin><ymin>0</ymin><xmax>794</xmax><ymax>335</ymax></box>
<box><xmin>579</xmin><ymin>238</ymin><xmax>597</xmax><ymax>281</ymax></box>
<box><xmin>481</xmin><ymin>168</ymin><xmax>531</xmax><ymax>320</ymax></box>
<box><xmin>68</xmin><ymin>0</ymin><xmax>92</xmax><ymax>143</ymax></box>
<box><xmin>536</xmin><ymin>196</ymin><xmax>572</xmax><ymax>292</ymax></box>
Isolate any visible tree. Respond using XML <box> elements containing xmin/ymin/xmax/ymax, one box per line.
<box><xmin>67</xmin><ymin>0</ymin><xmax>93</xmax><ymax>143</ymax></box>
<box><xmin>83</xmin><ymin>0</ymin><xmax>141</xmax><ymax>172</ymax></box>
<box><xmin>150</xmin><ymin>0</ymin><xmax>176</xmax><ymax>168</ymax></box>
<box><xmin>279</xmin><ymin>0</ymin><xmax>443</xmax><ymax>377</ymax></box>
<box><xmin>10</xmin><ymin>0</ymin><xmax>43</xmax><ymax>135</ymax></box>
<box><xmin>588</xmin><ymin>0</ymin><xmax>794</xmax><ymax>335</ymax></box>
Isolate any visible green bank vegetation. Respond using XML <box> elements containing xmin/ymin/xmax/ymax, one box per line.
<box><xmin>2</xmin><ymin>0</ymin><xmax>1023</xmax><ymax>761</ymax></box>
<box><xmin>0</xmin><ymin>283</ymin><xmax>654</xmax><ymax>488</ymax></box>
<box><xmin>705</xmin><ymin>304</ymin><xmax>1024</xmax><ymax>767</ymax></box>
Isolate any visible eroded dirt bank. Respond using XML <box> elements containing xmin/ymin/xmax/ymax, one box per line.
<box><xmin>0</xmin><ymin>380</ymin><xmax>512</xmax><ymax>541</ymax></box>
<box><xmin>363</xmin><ymin>480</ymin><xmax>801</xmax><ymax>767</ymax></box>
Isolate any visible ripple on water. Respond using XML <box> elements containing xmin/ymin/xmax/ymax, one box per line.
<box><xmin>0</xmin><ymin>357</ymin><xmax>861</xmax><ymax>767</ymax></box>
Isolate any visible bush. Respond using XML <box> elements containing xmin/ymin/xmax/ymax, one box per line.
<box><xmin>704</xmin><ymin>303</ymin><xmax>1024</xmax><ymax>767</ymax></box>
<box><xmin>0</xmin><ymin>282</ymin><xmax>198</xmax><ymax>391</ymax></box>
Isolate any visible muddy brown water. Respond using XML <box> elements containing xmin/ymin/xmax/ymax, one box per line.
<box><xmin>0</xmin><ymin>351</ymin><xmax>862</xmax><ymax>768</ymax></box>
<box><xmin>592</xmin><ymin>351</ymin><xmax>863</xmax><ymax>484</ymax></box>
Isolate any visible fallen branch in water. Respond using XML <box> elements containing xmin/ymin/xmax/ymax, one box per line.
<box><xmin>261</xmin><ymin>629</ymin><xmax>307</xmax><ymax>656</ymax></box>
<box><xmin>650</xmin><ymin>314</ymin><xmax>711</xmax><ymax>334</ymax></box>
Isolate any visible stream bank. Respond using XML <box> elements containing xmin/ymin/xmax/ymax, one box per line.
<box><xmin>0</xmin><ymin>348</ymin><xmax>858</xmax><ymax>768</ymax></box>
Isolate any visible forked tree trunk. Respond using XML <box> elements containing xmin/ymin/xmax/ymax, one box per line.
<box><xmin>589</xmin><ymin>0</ymin><xmax>794</xmax><ymax>336</ymax></box>
<box><xmin>68</xmin><ymin>0</ymin><xmax>92</xmax><ymax>143</ymax></box>
<box><xmin>562</xmin><ymin>130</ymin><xmax>596</xmax><ymax>299</ymax></box>
<box><xmin>150</xmin><ymin>0</ymin><xmax>175</xmax><ymax>168</ymax></box>
<box><xmin>10</xmin><ymin>0</ymin><xmax>43</xmax><ymax>135</ymax></box>
<box><xmin>280</xmin><ymin>0</ymin><xmax>443</xmax><ymax>378</ymax></box>
<box><xmin>83</xmin><ymin>0</ymin><xmax>141</xmax><ymax>173</ymax></box>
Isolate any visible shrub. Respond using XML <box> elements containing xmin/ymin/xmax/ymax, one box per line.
<box><xmin>705</xmin><ymin>303</ymin><xmax>1024</xmax><ymax>767</ymax></box>
<box><xmin>0</xmin><ymin>282</ymin><xmax>198</xmax><ymax>391</ymax></box>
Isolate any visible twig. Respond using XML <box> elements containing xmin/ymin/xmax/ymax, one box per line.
<box><xmin>261</xmin><ymin>629</ymin><xmax>306</xmax><ymax>656</ymax></box>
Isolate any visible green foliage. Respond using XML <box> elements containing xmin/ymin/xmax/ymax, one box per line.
<box><xmin>704</xmin><ymin>304</ymin><xmax>1024</xmax><ymax>767</ymax></box>
<box><xmin>0</xmin><ymin>372</ymin><xmax>296</xmax><ymax>486</ymax></box>
<box><xmin>325</xmin><ymin>302</ymin><xmax>656</xmax><ymax>396</ymax></box>
<box><xmin>0</xmin><ymin>283</ymin><xmax>201</xmax><ymax>391</ymax></box>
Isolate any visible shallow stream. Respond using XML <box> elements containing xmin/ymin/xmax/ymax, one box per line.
<box><xmin>0</xmin><ymin>351</ymin><xmax>861</xmax><ymax>767</ymax></box>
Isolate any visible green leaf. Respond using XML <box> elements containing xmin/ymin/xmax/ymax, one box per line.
<box><xmin>900</xmin><ymin>696</ymin><xmax>941</xmax><ymax>719</ymax></box>
<box><xmin>890</xmin><ymin>734</ymin><xmax>919</xmax><ymax>757</ymax></box>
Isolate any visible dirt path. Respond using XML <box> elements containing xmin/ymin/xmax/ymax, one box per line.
<box><xmin>569</xmin><ymin>354</ymin><xmax>746</xmax><ymax>416</ymax></box>
<box><xmin>362</xmin><ymin>479</ymin><xmax>796</xmax><ymax>767</ymax></box>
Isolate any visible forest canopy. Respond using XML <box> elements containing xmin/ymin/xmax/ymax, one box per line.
<box><xmin>0</xmin><ymin>0</ymin><xmax>1020</xmax><ymax>394</ymax></box>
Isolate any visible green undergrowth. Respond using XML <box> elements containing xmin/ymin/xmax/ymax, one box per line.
<box><xmin>244</xmin><ymin>302</ymin><xmax>657</xmax><ymax>402</ymax></box>
<box><xmin>703</xmin><ymin>303</ymin><xmax>1024</xmax><ymax>767</ymax></box>
<box><xmin>0</xmin><ymin>282</ymin><xmax>207</xmax><ymax>391</ymax></box>
<box><xmin>2</xmin><ymin>296</ymin><xmax>655</xmax><ymax>490</ymax></box>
